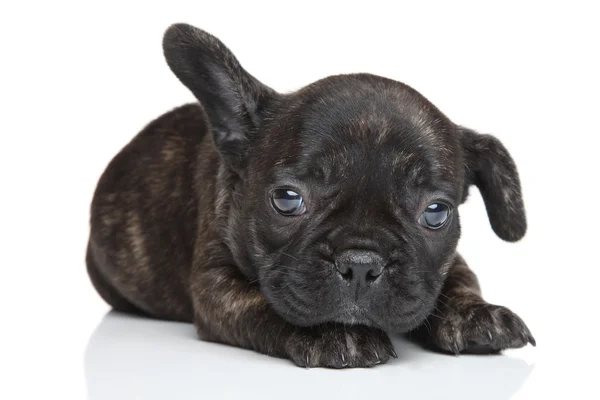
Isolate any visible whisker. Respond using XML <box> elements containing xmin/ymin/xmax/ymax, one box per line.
<box><xmin>278</xmin><ymin>251</ymin><xmax>301</xmax><ymax>262</ymax></box>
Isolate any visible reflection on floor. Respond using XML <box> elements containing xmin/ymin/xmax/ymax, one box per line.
<box><xmin>85</xmin><ymin>311</ymin><xmax>534</xmax><ymax>400</ymax></box>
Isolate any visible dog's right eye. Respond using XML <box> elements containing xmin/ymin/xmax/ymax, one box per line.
<box><xmin>271</xmin><ymin>189</ymin><xmax>305</xmax><ymax>216</ymax></box>
<box><xmin>419</xmin><ymin>203</ymin><xmax>451</xmax><ymax>230</ymax></box>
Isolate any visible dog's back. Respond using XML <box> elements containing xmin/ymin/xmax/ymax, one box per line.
<box><xmin>86</xmin><ymin>103</ymin><xmax>210</xmax><ymax>322</ymax></box>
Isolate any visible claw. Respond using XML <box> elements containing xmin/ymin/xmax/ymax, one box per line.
<box><xmin>373</xmin><ymin>351</ymin><xmax>381</xmax><ymax>365</ymax></box>
<box><xmin>305</xmin><ymin>354</ymin><xmax>310</xmax><ymax>369</ymax></box>
<box><xmin>528</xmin><ymin>334</ymin><xmax>537</xmax><ymax>347</ymax></box>
<box><xmin>389</xmin><ymin>347</ymin><xmax>398</xmax><ymax>359</ymax></box>
<box><xmin>450</xmin><ymin>342</ymin><xmax>461</xmax><ymax>355</ymax></box>
<box><xmin>487</xmin><ymin>330</ymin><xmax>493</xmax><ymax>342</ymax></box>
<box><xmin>341</xmin><ymin>353</ymin><xmax>348</xmax><ymax>367</ymax></box>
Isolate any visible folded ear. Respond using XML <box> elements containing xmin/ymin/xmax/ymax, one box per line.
<box><xmin>459</xmin><ymin>127</ymin><xmax>527</xmax><ymax>242</ymax></box>
<box><xmin>162</xmin><ymin>23</ymin><xmax>277</xmax><ymax>170</ymax></box>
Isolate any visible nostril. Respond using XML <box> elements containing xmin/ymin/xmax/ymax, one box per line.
<box><xmin>341</xmin><ymin>268</ymin><xmax>353</xmax><ymax>281</ymax></box>
<box><xmin>335</xmin><ymin>262</ymin><xmax>353</xmax><ymax>281</ymax></box>
<box><xmin>366</xmin><ymin>268</ymin><xmax>381</xmax><ymax>282</ymax></box>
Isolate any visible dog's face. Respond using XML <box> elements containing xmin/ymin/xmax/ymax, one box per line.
<box><xmin>245</xmin><ymin>76</ymin><xmax>465</xmax><ymax>332</ymax></box>
<box><xmin>163</xmin><ymin>24</ymin><xmax>527</xmax><ymax>333</ymax></box>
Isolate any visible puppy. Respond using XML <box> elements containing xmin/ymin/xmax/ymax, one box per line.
<box><xmin>86</xmin><ymin>23</ymin><xmax>535</xmax><ymax>368</ymax></box>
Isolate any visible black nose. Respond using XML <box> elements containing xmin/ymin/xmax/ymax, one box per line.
<box><xmin>335</xmin><ymin>249</ymin><xmax>385</xmax><ymax>286</ymax></box>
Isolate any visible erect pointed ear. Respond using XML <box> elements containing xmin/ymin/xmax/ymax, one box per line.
<box><xmin>459</xmin><ymin>127</ymin><xmax>527</xmax><ymax>242</ymax></box>
<box><xmin>162</xmin><ymin>23</ymin><xmax>277</xmax><ymax>170</ymax></box>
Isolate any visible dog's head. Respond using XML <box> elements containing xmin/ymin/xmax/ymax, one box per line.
<box><xmin>163</xmin><ymin>24</ymin><xmax>526</xmax><ymax>332</ymax></box>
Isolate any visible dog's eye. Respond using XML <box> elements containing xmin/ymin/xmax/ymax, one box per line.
<box><xmin>419</xmin><ymin>203</ymin><xmax>451</xmax><ymax>229</ymax></box>
<box><xmin>271</xmin><ymin>189</ymin><xmax>305</xmax><ymax>216</ymax></box>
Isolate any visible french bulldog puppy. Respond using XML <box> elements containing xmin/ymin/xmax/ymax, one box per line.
<box><xmin>86</xmin><ymin>23</ymin><xmax>535</xmax><ymax>368</ymax></box>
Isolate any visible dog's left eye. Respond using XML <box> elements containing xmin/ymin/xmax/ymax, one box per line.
<box><xmin>419</xmin><ymin>203</ymin><xmax>451</xmax><ymax>229</ymax></box>
<box><xmin>271</xmin><ymin>189</ymin><xmax>305</xmax><ymax>216</ymax></box>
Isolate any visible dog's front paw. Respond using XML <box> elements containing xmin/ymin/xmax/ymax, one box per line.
<box><xmin>285</xmin><ymin>324</ymin><xmax>396</xmax><ymax>368</ymax></box>
<box><xmin>430</xmin><ymin>303</ymin><xmax>536</xmax><ymax>355</ymax></box>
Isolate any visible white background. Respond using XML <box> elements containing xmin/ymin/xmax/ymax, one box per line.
<box><xmin>1</xmin><ymin>1</ymin><xmax>598</xmax><ymax>399</ymax></box>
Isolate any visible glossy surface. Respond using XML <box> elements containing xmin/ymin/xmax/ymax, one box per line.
<box><xmin>272</xmin><ymin>189</ymin><xmax>304</xmax><ymax>215</ymax></box>
<box><xmin>421</xmin><ymin>203</ymin><xmax>451</xmax><ymax>229</ymax></box>
<box><xmin>85</xmin><ymin>311</ymin><xmax>534</xmax><ymax>400</ymax></box>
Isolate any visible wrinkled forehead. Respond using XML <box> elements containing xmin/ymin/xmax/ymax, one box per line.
<box><xmin>262</xmin><ymin>75</ymin><xmax>461</xmax><ymax>191</ymax></box>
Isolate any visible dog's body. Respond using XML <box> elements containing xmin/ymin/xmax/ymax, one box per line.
<box><xmin>86</xmin><ymin>23</ymin><xmax>535</xmax><ymax>368</ymax></box>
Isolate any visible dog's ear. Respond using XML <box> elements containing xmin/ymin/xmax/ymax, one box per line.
<box><xmin>459</xmin><ymin>127</ymin><xmax>527</xmax><ymax>242</ymax></box>
<box><xmin>162</xmin><ymin>23</ymin><xmax>277</xmax><ymax>170</ymax></box>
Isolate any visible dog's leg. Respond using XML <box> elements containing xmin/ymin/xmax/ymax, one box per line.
<box><xmin>190</xmin><ymin>263</ymin><xmax>396</xmax><ymax>368</ymax></box>
<box><xmin>413</xmin><ymin>253</ymin><xmax>536</xmax><ymax>354</ymax></box>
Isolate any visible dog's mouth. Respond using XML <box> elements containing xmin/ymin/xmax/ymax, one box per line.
<box><xmin>333</xmin><ymin>300</ymin><xmax>427</xmax><ymax>332</ymax></box>
<box><xmin>332</xmin><ymin>303</ymin><xmax>378</xmax><ymax>327</ymax></box>
<box><xmin>270</xmin><ymin>283</ymin><xmax>431</xmax><ymax>332</ymax></box>
<box><xmin>273</xmin><ymin>288</ymin><xmax>373</xmax><ymax>327</ymax></box>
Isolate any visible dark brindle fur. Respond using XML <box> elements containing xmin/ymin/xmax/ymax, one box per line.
<box><xmin>86</xmin><ymin>23</ymin><xmax>535</xmax><ymax>368</ymax></box>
